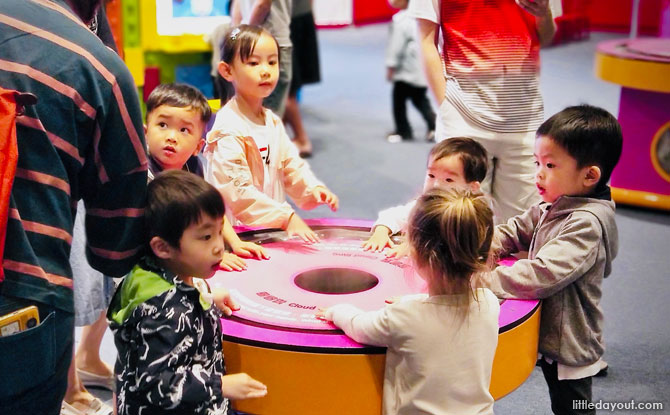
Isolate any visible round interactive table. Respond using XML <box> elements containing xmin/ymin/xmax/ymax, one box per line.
<box><xmin>595</xmin><ymin>38</ymin><xmax>670</xmax><ymax>210</ymax></box>
<box><xmin>210</xmin><ymin>219</ymin><xmax>540</xmax><ymax>415</ymax></box>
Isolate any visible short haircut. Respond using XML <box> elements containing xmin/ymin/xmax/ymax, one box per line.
<box><xmin>537</xmin><ymin>105</ymin><xmax>623</xmax><ymax>186</ymax></box>
<box><xmin>221</xmin><ymin>24</ymin><xmax>279</xmax><ymax>65</ymax></box>
<box><xmin>146</xmin><ymin>83</ymin><xmax>212</xmax><ymax>124</ymax></box>
<box><xmin>146</xmin><ymin>170</ymin><xmax>225</xmax><ymax>248</ymax></box>
<box><xmin>429</xmin><ymin>137</ymin><xmax>488</xmax><ymax>183</ymax></box>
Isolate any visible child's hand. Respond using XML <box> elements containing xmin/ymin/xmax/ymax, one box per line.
<box><xmin>286</xmin><ymin>214</ymin><xmax>320</xmax><ymax>243</ymax></box>
<box><xmin>386</xmin><ymin>67</ymin><xmax>394</xmax><ymax>82</ymax></box>
<box><xmin>219</xmin><ymin>252</ymin><xmax>247</xmax><ymax>271</ymax></box>
<box><xmin>312</xmin><ymin>186</ymin><xmax>339</xmax><ymax>212</ymax></box>
<box><xmin>231</xmin><ymin>240</ymin><xmax>270</xmax><ymax>260</ymax></box>
<box><xmin>362</xmin><ymin>226</ymin><xmax>394</xmax><ymax>252</ymax></box>
<box><xmin>212</xmin><ymin>288</ymin><xmax>240</xmax><ymax>316</ymax></box>
<box><xmin>315</xmin><ymin>307</ymin><xmax>331</xmax><ymax>321</ymax></box>
<box><xmin>385</xmin><ymin>296</ymin><xmax>401</xmax><ymax>304</ymax></box>
<box><xmin>385</xmin><ymin>241</ymin><xmax>409</xmax><ymax>259</ymax></box>
<box><xmin>221</xmin><ymin>373</ymin><xmax>267</xmax><ymax>400</ymax></box>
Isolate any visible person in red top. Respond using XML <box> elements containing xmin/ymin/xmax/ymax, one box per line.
<box><xmin>409</xmin><ymin>0</ymin><xmax>561</xmax><ymax>222</ymax></box>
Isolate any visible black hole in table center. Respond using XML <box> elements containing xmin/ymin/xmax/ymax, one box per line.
<box><xmin>294</xmin><ymin>268</ymin><xmax>379</xmax><ymax>295</ymax></box>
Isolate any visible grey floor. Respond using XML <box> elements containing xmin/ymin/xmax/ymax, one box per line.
<box><xmin>88</xmin><ymin>25</ymin><xmax>670</xmax><ymax>414</ymax></box>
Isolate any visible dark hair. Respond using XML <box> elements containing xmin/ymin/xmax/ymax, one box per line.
<box><xmin>537</xmin><ymin>105</ymin><xmax>623</xmax><ymax>187</ymax></box>
<box><xmin>146</xmin><ymin>170</ymin><xmax>225</xmax><ymax>248</ymax></box>
<box><xmin>429</xmin><ymin>137</ymin><xmax>488</xmax><ymax>183</ymax></box>
<box><xmin>69</xmin><ymin>0</ymin><xmax>102</xmax><ymax>23</ymax></box>
<box><xmin>221</xmin><ymin>24</ymin><xmax>279</xmax><ymax>65</ymax></box>
<box><xmin>408</xmin><ymin>188</ymin><xmax>494</xmax><ymax>298</ymax></box>
<box><xmin>146</xmin><ymin>83</ymin><xmax>212</xmax><ymax>124</ymax></box>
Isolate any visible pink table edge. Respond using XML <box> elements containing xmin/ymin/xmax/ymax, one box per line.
<box><xmin>224</xmin><ymin>218</ymin><xmax>540</xmax><ymax>350</ymax></box>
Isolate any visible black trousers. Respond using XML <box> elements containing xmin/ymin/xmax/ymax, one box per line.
<box><xmin>392</xmin><ymin>81</ymin><xmax>436</xmax><ymax>139</ymax></box>
<box><xmin>0</xmin><ymin>293</ymin><xmax>74</xmax><ymax>415</ymax></box>
<box><xmin>540</xmin><ymin>359</ymin><xmax>595</xmax><ymax>415</ymax></box>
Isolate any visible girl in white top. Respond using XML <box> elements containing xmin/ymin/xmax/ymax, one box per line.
<box><xmin>319</xmin><ymin>188</ymin><xmax>500</xmax><ymax>415</ymax></box>
<box><xmin>205</xmin><ymin>25</ymin><xmax>338</xmax><ymax>242</ymax></box>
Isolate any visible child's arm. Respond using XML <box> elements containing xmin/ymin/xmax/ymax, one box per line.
<box><xmin>286</xmin><ymin>212</ymin><xmax>320</xmax><ymax>243</ymax></box>
<box><xmin>317</xmin><ymin>304</ymin><xmax>393</xmax><ymax>347</ymax></box>
<box><xmin>221</xmin><ymin>373</ymin><xmax>267</xmax><ymax>400</ymax></box>
<box><xmin>495</xmin><ymin>205</ymin><xmax>543</xmax><ymax>256</ymax></box>
<box><xmin>222</xmin><ymin>216</ymin><xmax>269</xmax><ymax>260</ymax></box>
<box><xmin>275</xmin><ymin>121</ymin><xmax>337</xmax><ymax>211</ymax></box>
<box><xmin>385</xmin><ymin>240</ymin><xmax>409</xmax><ymax>258</ymax></box>
<box><xmin>207</xmin><ymin>134</ymin><xmax>295</xmax><ymax>229</ymax></box>
<box><xmin>211</xmin><ymin>287</ymin><xmax>240</xmax><ymax>316</ymax></box>
<box><xmin>363</xmin><ymin>200</ymin><xmax>416</xmax><ymax>251</ymax></box>
<box><xmin>491</xmin><ymin>211</ymin><xmax>604</xmax><ymax>299</ymax></box>
<box><xmin>362</xmin><ymin>225</ymin><xmax>394</xmax><ymax>252</ymax></box>
<box><xmin>385</xmin><ymin>17</ymin><xmax>403</xmax><ymax>80</ymax></box>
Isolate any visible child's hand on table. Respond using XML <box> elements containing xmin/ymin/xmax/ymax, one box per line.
<box><xmin>212</xmin><ymin>288</ymin><xmax>240</xmax><ymax>316</ymax></box>
<box><xmin>362</xmin><ymin>226</ymin><xmax>394</xmax><ymax>252</ymax></box>
<box><xmin>385</xmin><ymin>241</ymin><xmax>409</xmax><ymax>259</ymax></box>
<box><xmin>315</xmin><ymin>307</ymin><xmax>331</xmax><ymax>321</ymax></box>
<box><xmin>286</xmin><ymin>213</ymin><xmax>320</xmax><ymax>243</ymax></box>
<box><xmin>221</xmin><ymin>373</ymin><xmax>267</xmax><ymax>400</ymax></box>
<box><xmin>230</xmin><ymin>239</ymin><xmax>270</xmax><ymax>260</ymax></box>
<box><xmin>219</xmin><ymin>252</ymin><xmax>247</xmax><ymax>271</ymax></box>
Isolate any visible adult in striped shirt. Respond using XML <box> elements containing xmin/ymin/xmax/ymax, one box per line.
<box><xmin>409</xmin><ymin>0</ymin><xmax>562</xmax><ymax>222</ymax></box>
<box><xmin>0</xmin><ymin>1</ymin><xmax>147</xmax><ymax>414</ymax></box>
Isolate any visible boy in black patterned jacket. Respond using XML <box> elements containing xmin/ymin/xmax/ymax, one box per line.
<box><xmin>107</xmin><ymin>170</ymin><xmax>266</xmax><ymax>415</ymax></box>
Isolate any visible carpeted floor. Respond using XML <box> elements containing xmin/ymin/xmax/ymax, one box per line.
<box><xmin>88</xmin><ymin>24</ymin><xmax>670</xmax><ymax>414</ymax></box>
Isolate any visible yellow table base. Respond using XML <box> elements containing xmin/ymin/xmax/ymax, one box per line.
<box><xmin>223</xmin><ymin>304</ymin><xmax>541</xmax><ymax>414</ymax></box>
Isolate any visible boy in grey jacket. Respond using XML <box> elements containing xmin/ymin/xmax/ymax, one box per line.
<box><xmin>488</xmin><ymin>105</ymin><xmax>623</xmax><ymax>415</ymax></box>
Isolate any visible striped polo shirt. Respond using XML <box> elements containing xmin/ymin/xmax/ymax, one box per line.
<box><xmin>409</xmin><ymin>0</ymin><xmax>562</xmax><ymax>133</ymax></box>
<box><xmin>0</xmin><ymin>0</ymin><xmax>148</xmax><ymax>312</ymax></box>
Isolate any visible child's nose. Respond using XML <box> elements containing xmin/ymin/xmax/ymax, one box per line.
<box><xmin>213</xmin><ymin>235</ymin><xmax>224</xmax><ymax>255</ymax></box>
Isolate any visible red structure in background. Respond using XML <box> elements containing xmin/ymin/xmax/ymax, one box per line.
<box><xmin>353</xmin><ymin>0</ymin><xmax>397</xmax><ymax>25</ymax></box>
<box><xmin>105</xmin><ymin>0</ymin><xmax>124</xmax><ymax>59</ymax></box>
<box><xmin>586</xmin><ymin>0</ymin><xmax>668</xmax><ymax>35</ymax></box>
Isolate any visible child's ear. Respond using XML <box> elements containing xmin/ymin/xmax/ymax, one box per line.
<box><xmin>583</xmin><ymin>165</ymin><xmax>601</xmax><ymax>187</ymax></box>
<box><xmin>150</xmin><ymin>236</ymin><xmax>175</xmax><ymax>260</ymax></box>
<box><xmin>143</xmin><ymin>124</ymin><xmax>148</xmax><ymax>135</ymax></box>
<box><xmin>218</xmin><ymin>61</ymin><xmax>234</xmax><ymax>82</ymax></box>
<box><xmin>468</xmin><ymin>181</ymin><xmax>481</xmax><ymax>192</ymax></box>
<box><xmin>193</xmin><ymin>138</ymin><xmax>205</xmax><ymax>156</ymax></box>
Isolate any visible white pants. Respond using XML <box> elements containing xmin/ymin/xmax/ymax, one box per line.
<box><xmin>435</xmin><ymin>99</ymin><xmax>541</xmax><ymax>222</ymax></box>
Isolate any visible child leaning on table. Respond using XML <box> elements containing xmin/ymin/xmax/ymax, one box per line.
<box><xmin>107</xmin><ymin>170</ymin><xmax>267</xmax><ymax>415</ymax></box>
<box><xmin>362</xmin><ymin>136</ymin><xmax>487</xmax><ymax>257</ymax></box>
<box><xmin>485</xmin><ymin>104</ymin><xmax>623</xmax><ymax>415</ymax></box>
<box><xmin>145</xmin><ymin>83</ymin><xmax>268</xmax><ymax>270</ymax></box>
<box><xmin>320</xmin><ymin>188</ymin><xmax>500</xmax><ymax>415</ymax></box>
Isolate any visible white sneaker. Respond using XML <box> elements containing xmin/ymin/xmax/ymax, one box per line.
<box><xmin>425</xmin><ymin>130</ymin><xmax>436</xmax><ymax>142</ymax></box>
<box><xmin>386</xmin><ymin>134</ymin><xmax>402</xmax><ymax>144</ymax></box>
